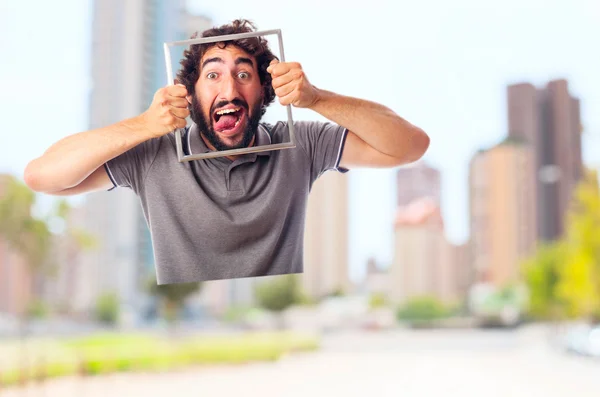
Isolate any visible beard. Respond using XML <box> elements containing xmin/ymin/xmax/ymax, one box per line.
<box><xmin>190</xmin><ymin>95</ymin><xmax>263</xmax><ymax>151</ymax></box>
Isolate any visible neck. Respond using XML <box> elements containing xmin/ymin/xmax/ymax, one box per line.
<box><xmin>199</xmin><ymin>133</ymin><xmax>256</xmax><ymax>161</ymax></box>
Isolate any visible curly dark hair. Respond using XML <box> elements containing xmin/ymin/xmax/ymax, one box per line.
<box><xmin>177</xmin><ymin>19</ymin><xmax>278</xmax><ymax>116</ymax></box>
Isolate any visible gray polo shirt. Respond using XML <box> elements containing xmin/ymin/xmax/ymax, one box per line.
<box><xmin>104</xmin><ymin>121</ymin><xmax>348</xmax><ymax>284</ymax></box>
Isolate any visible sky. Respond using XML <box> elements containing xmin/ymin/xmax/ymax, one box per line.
<box><xmin>0</xmin><ymin>0</ymin><xmax>598</xmax><ymax>282</ymax></box>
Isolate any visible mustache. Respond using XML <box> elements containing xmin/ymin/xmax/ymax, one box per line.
<box><xmin>211</xmin><ymin>98</ymin><xmax>249</xmax><ymax>115</ymax></box>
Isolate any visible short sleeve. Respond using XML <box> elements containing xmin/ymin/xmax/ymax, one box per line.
<box><xmin>293</xmin><ymin>121</ymin><xmax>349</xmax><ymax>182</ymax></box>
<box><xmin>104</xmin><ymin>137</ymin><xmax>162</xmax><ymax>194</ymax></box>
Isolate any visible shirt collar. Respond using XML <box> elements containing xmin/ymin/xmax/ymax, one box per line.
<box><xmin>187</xmin><ymin>122</ymin><xmax>273</xmax><ymax>158</ymax></box>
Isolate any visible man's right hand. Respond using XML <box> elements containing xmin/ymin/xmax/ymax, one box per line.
<box><xmin>140</xmin><ymin>84</ymin><xmax>190</xmax><ymax>138</ymax></box>
<box><xmin>24</xmin><ymin>84</ymin><xmax>192</xmax><ymax>195</ymax></box>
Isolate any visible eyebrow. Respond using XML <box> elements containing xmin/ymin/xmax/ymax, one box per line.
<box><xmin>234</xmin><ymin>57</ymin><xmax>254</xmax><ymax>68</ymax></box>
<box><xmin>201</xmin><ymin>56</ymin><xmax>255</xmax><ymax>70</ymax></box>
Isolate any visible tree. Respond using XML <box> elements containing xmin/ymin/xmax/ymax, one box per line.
<box><xmin>0</xmin><ymin>176</ymin><xmax>52</xmax><ymax>277</ymax></box>
<box><xmin>95</xmin><ymin>292</ymin><xmax>120</xmax><ymax>326</ymax></box>
<box><xmin>255</xmin><ymin>275</ymin><xmax>303</xmax><ymax>327</ymax></box>
<box><xmin>522</xmin><ymin>169</ymin><xmax>600</xmax><ymax>322</ymax></box>
<box><xmin>555</xmin><ymin>170</ymin><xmax>600</xmax><ymax>321</ymax></box>
<box><xmin>522</xmin><ymin>242</ymin><xmax>566</xmax><ymax>319</ymax></box>
<box><xmin>0</xmin><ymin>175</ymin><xmax>96</xmax><ymax>384</ymax></box>
<box><xmin>0</xmin><ymin>175</ymin><xmax>96</xmax><ymax>317</ymax></box>
<box><xmin>147</xmin><ymin>280</ymin><xmax>202</xmax><ymax>324</ymax></box>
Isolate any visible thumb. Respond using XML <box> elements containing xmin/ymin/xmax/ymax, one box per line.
<box><xmin>267</xmin><ymin>59</ymin><xmax>280</xmax><ymax>73</ymax></box>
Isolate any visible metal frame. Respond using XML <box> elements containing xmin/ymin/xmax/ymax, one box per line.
<box><xmin>163</xmin><ymin>29</ymin><xmax>296</xmax><ymax>162</ymax></box>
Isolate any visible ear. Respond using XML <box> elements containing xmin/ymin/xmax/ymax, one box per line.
<box><xmin>186</xmin><ymin>95</ymin><xmax>192</xmax><ymax>105</ymax></box>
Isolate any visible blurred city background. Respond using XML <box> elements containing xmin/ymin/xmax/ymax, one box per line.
<box><xmin>0</xmin><ymin>0</ymin><xmax>599</xmax><ymax>396</ymax></box>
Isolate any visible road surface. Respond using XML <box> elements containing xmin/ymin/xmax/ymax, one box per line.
<box><xmin>3</xmin><ymin>325</ymin><xmax>600</xmax><ymax>397</ymax></box>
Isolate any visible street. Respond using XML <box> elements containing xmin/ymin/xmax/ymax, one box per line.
<box><xmin>3</xmin><ymin>325</ymin><xmax>600</xmax><ymax>397</ymax></box>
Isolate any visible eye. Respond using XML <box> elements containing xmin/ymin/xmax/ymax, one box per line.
<box><xmin>206</xmin><ymin>72</ymin><xmax>218</xmax><ymax>79</ymax></box>
<box><xmin>238</xmin><ymin>71</ymin><xmax>250</xmax><ymax>79</ymax></box>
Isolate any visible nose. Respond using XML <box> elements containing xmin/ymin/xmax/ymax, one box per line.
<box><xmin>219</xmin><ymin>73</ymin><xmax>241</xmax><ymax>102</ymax></box>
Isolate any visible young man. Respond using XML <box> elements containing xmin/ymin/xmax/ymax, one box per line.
<box><xmin>24</xmin><ymin>19</ymin><xmax>429</xmax><ymax>284</ymax></box>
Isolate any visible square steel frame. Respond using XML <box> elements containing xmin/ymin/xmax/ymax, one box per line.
<box><xmin>163</xmin><ymin>29</ymin><xmax>296</xmax><ymax>162</ymax></box>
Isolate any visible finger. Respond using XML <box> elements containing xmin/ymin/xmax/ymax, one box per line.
<box><xmin>275</xmin><ymin>83</ymin><xmax>295</xmax><ymax>99</ymax></box>
<box><xmin>278</xmin><ymin>90</ymin><xmax>297</xmax><ymax>107</ymax></box>
<box><xmin>171</xmin><ymin>118</ymin><xmax>187</xmax><ymax>129</ymax></box>
<box><xmin>268</xmin><ymin>61</ymin><xmax>299</xmax><ymax>77</ymax></box>
<box><xmin>266</xmin><ymin>59</ymin><xmax>280</xmax><ymax>73</ymax></box>
<box><xmin>166</xmin><ymin>96</ymin><xmax>189</xmax><ymax>108</ymax></box>
<box><xmin>271</xmin><ymin>72</ymin><xmax>298</xmax><ymax>89</ymax></box>
<box><xmin>170</xmin><ymin>107</ymin><xmax>190</xmax><ymax>119</ymax></box>
<box><xmin>166</xmin><ymin>84</ymin><xmax>187</xmax><ymax>97</ymax></box>
<box><xmin>268</xmin><ymin>63</ymin><xmax>290</xmax><ymax>77</ymax></box>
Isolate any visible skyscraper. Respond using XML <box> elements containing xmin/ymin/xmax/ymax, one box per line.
<box><xmin>396</xmin><ymin>160</ymin><xmax>441</xmax><ymax>207</ymax></box>
<box><xmin>507</xmin><ymin>79</ymin><xmax>583</xmax><ymax>241</ymax></box>
<box><xmin>0</xmin><ymin>240</ymin><xmax>30</xmax><ymax>316</ymax></box>
<box><xmin>390</xmin><ymin>197</ymin><xmax>461</xmax><ymax>303</ymax></box>
<box><xmin>469</xmin><ymin>140</ymin><xmax>537</xmax><ymax>286</ymax></box>
<box><xmin>303</xmin><ymin>171</ymin><xmax>349</xmax><ymax>299</ymax></box>
<box><xmin>41</xmin><ymin>205</ymin><xmax>90</xmax><ymax>313</ymax></box>
<box><xmin>392</xmin><ymin>160</ymin><xmax>468</xmax><ymax>304</ymax></box>
<box><xmin>80</xmin><ymin>0</ymin><xmax>211</xmax><ymax>315</ymax></box>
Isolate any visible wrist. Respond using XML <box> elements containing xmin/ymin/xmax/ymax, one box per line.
<box><xmin>127</xmin><ymin>114</ymin><xmax>155</xmax><ymax>140</ymax></box>
<box><xmin>307</xmin><ymin>85</ymin><xmax>325</xmax><ymax>110</ymax></box>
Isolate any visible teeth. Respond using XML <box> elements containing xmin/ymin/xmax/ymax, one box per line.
<box><xmin>216</xmin><ymin>107</ymin><xmax>240</xmax><ymax>115</ymax></box>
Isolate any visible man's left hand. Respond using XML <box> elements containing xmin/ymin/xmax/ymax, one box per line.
<box><xmin>267</xmin><ymin>60</ymin><xmax>320</xmax><ymax>108</ymax></box>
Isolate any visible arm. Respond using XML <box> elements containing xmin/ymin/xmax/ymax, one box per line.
<box><xmin>308</xmin><ymin>89</ymin><xmax>429</xmax><ymax>169</ymax></box>
<box><xmin>25</xmin><ymin>118</ymin><xmax>153</xmax><ymax>194</ymax></box>
<box><xmin>267</xmin><ymin>61</ymin><xmax>430</xmax><ymax>169</ymax></box>
<box><xmin>24</xmin><ymin>85</ymin><xmax>190</xmax><ymax>195</ymax></box>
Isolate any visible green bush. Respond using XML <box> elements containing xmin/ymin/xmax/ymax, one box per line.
<box><xmin>44</xmin><ymin>361</ymin><xmax>78</xmax><ymax>379</ymax></box>
<box><xmin>298</xmin><ymin>292</ymin><xmax>318</xmax><ymax>306</ymax></box>
<box><xmin>26</xmin><ymin>299</ymin><xmax>49</xmax><ymax>319</ymax></box>
<box><xmin>255</xmin><ymin>275</ymin><xmax>303</xmax><ymax>313</ymax></box>
<box><xmin>397</xmin><ymin>296</ymin><xmax>449</xmax><ymax>324</ymax></box>
<box><xmin>0</xmin><ymin>332</ymin><xmax>320</xmax><ymax>388</ymax></box>
<box><xmin>369</xmin><ymin>293</ymin><xmax>388</xmax><ymax>309</ymax></box>
<box><xmin>222</xmin><ymin>306</ymin><xmax>254</xmax><ymax>323</ymax></box>
<box><xmin>94</xmin><ymin>293</ymin><xmax>119</xmax><ymax>326</ymax></box>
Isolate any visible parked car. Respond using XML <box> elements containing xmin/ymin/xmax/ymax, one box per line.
<box><xmin>468</xmin><ymin>283</ymin><xmax>528</xmax><ymax>328</ymax></box>
<box><xmin>563</xmin><ymin>324</ymin><xmax>600</xmax><ymax>358</ymax></box>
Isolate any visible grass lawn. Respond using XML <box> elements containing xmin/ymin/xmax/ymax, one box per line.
<box><xmin>0</xmin><ymin>331</ymin><xmax>319</xmax><ymax>387</ymax></box>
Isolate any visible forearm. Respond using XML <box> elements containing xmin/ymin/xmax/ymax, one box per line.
<box><xmin>25</xmin><ymin>115</ymin><xmax>152</xmax><ymax>193</ymax></box>
<box><xmin>308</xmin><ymin>88</ymin><xmax>428</xmax><ymax>160</ymax></box>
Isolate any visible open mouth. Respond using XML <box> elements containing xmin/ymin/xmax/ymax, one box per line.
<box><xmin>213</xmin><ymin>106</ymin><xmax>246</xmax><ymax>135</ymax></box>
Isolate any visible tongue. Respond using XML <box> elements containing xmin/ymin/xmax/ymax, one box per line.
<box><xmin>215</xmin><ymin>115</ymin><xmax>238</xmax><ymax>131</ymax></box>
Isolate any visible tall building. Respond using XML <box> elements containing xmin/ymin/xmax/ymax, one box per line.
<box><xmin>390</xmin><ymin>197</ymin><xmax>461</xmax><ymax>304</ymax></box>
<box><xmin>363</xmin><ymin>257</ymin><xmax>389</xmax><ymax>296</ymax></box>
<box><xmin>507</xmin><ymin>79</ymin><xmax>583</xmax><ymax>241</ymax></box>
<box><xmin>0</xmin><ymin>241</ymin><xmax>30</xmax><ymax>316</ymax></box>
<box><xmin>396</xmin><ymin>160</ymin><xmax>441</xmax><ymax>206</ymax></box>
<box><xmin>0</xmin><ymin>175</ymin><xmax>32</xmax><ymax>316</ymax></box>
<box><xmin>302</xmin><ymin>171</ymin><xmax>349</xmax><ymax>299</ymax></box>
<box><xmin>392</xmin><ymin>161</ymin><xmax>467</xmax><ymax>304</ymax></box>
<box><xmin>80</xmin><ymin>0</ymin><xmax>212</xmax><ymax>315</ymax></box>
<box><xmin>41</xmin><ymin>205</ymin><xmax>98</xmax><ymax>314</ymax></box>
<box><xmin>452</xmin><ymin>242</ymin><xmax>471</xmax><ymax>300</ymax></box>
<box><xmin>469</xmin><ymin>140</ymin><xmax>537</xmax><ymax>286</ymax></box>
